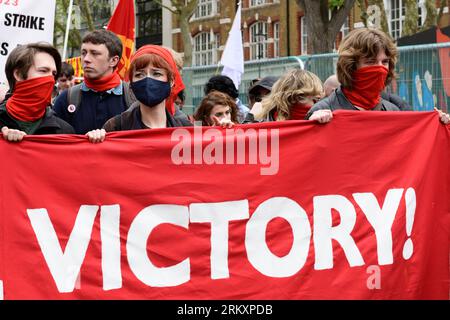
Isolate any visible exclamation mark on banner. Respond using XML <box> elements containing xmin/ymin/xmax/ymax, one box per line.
<box><xmin>75</xmin><ymin>272</ymin><xmax>81</xmax><ymax>290</ymax></box>
<box><xmin>0</xmin><ymin>280</ymin><xmax>3</xmax><ymax>300</ymax></box>
<box><xmin>402</xmin><ymin>188</ymin><xmax>416</xmax><ymax>260</ymax></box>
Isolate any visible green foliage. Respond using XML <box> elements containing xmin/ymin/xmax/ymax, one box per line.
<box><xmin>329</xmin><ymin>0</ymin><xmax>345</xmax><ymax>10</ymax></box>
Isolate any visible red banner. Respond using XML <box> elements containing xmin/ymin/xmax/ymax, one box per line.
<box><xmin>0</xmin><ymin>111</ymin><xmax>448</xmax><ymax>300</ymax></box>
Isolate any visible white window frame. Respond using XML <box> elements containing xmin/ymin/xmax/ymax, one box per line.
<box><xmin>388</xmin><ymin>0</ymin><xmax>426</xmax><ymax>40</ymax></box>
<box><xmin>193</xmin><ymin>0</ymin><xmax>217</xmax><ymax>19</ymax></box>
<box><xmin>250</xmin><ymin>0</ymin><xmax>267</xmax><ymax>7</ymax></box>
<box><xmin>249</xmin><ymin>22</ymin><xmax>268</xmax><ymax>61</ymax></box>
<box><xmin>273</xmin><ymin>22</ymin><xmax>280</xmax><ymax>58</ymax></box>
<box><xmin>300</xmin><ymin>16</ymin><xmax>308</xmax><ymax>55</ymax></box>
<box><xmin>193</xmin><ymin>32</ymin><xmax>218</xmax><ymax>66</ymax></box>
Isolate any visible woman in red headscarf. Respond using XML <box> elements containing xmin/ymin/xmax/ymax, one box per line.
<box><xmin>87</xmin><ymin>45</ymin><xmax>192</xmax><ymax>143</ymax></box>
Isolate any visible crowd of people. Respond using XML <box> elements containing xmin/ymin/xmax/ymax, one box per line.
<box><xmin>0</xmin><ymin>28</ymin><xmax>449</xmax><ymax>144</ymax></box>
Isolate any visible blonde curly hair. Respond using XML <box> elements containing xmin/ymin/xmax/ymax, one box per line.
<box><xmin>255</xmin><ymin>69</ymin><xmax>324</xmax><ymax>121</ymax></box>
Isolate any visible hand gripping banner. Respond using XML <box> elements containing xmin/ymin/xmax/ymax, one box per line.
<box><xmin>0</xmin><ymin>111</ymin><xmax>448</xmax><ymax>299</ymax></box>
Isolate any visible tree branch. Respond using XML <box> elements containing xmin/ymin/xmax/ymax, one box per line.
<box><xmin>154</xmin><ymin>0</ymin><xmax>177</xmax><ymax>14</ymax></box>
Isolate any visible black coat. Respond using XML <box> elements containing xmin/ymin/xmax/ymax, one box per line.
<box><xmin>103</xmin><ymin>102</ymin><xmax>192</xmax><ymax>132</ymax></box>
<box><xmin>0</xmin><ymin>99</ymin><xmax>74</xmax><ymax>134</ymax></box>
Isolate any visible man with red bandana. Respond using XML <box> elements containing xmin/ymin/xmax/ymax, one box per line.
<box><xmin>0</xmin><ymin>42</ymin><xmax>74</xmax><ymax>142</ymax></box>
<box><xmin>53</xmin><ymin>30</ymin><xmax>131</xmax><ymax>134</ymax></box>
<box><xmin>306</xmin><ymin>28</ymin><xmax>450</xmax><ymax>125</ymax></box>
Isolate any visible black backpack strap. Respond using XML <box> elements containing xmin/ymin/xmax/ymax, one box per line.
<box><xmin>114</xmin><ymin>114</ymin><xmax>122</xmax><ymax>131</ymax></box>
<box><xmin>67</xmin><ymin>84</ymin><xmax>82</xmax><ymax>109</ymax></box>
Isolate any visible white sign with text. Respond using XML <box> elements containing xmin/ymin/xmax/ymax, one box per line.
<box><xmin>0</xmin><ymin>0</ymin><xmax>56</xmax><ymax>85</ymax></box>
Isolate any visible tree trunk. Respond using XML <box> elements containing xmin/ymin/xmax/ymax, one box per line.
<box><xmin>357</xmin><ymin>0</ymin><xmax>368</xmax><ymax>27</ymax></box>
<box><xmin>179</xmin><ymin>13</ymin><xmax>193</xmax><ymax>67</ymax></box>
<box><xmin>297</xmin><ymin>0</ymin><xmax>357</xmax><ymax>54</ymax></box>
<box><xmin>422</xmin><ymin>0</ymin><xmax>437</xmax><ymax>30</ymax></box>
<box><xmin>157</xmin><ymin>0</ymin><xmax>198</xmax><ymax>67</ymax></box>
<box><xmin>80</xmin><ymin>0</ymin><xmax>95</xmax><ymax>32</ymax></box>
<box><xmin>402</xmin><ymin>0</ymin><xmax>419</xmax><ymax>37</ymax></box>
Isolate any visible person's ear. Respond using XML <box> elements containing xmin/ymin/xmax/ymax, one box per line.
<box><xmin>13</xmin><ymin>69</ymin><xmax>24</xmax><ymax>82</ymax></box>
<box><xmin>109</xmin><ymin>55</ymin><xmax>120</xmax><ymax>69</ymax></box>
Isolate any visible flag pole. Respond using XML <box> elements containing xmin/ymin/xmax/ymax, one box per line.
<box><xmin>62</xmin><ymin>0</ymin><xmax>74</xmax><ymax>61</ymax></box>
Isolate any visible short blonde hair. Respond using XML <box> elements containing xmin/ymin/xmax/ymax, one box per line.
<box><xmin>337</xmin><ymin>28</ymin><xmax>397</xmax><ymax>90</ymax></box>
<box><xmin>256</xmin><ymin>69</ymin><xmax>324</xmax><ymax>121</ymax></box>
<box><xmin>162</xmin><ymin>46</ymin><xmax>184</xmax><ymax>71</ymax></box>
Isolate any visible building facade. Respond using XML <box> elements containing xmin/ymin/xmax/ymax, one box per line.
<box><xmin>169</xmin><ymin>0</ymin><xmax>450</xmax><ymax>67</ymax></box>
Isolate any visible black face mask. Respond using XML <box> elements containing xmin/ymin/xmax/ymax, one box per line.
<box><xmin>130</xmin><ymin>77</ymin><xmax>171</xmax><ymax>107</ymax></box>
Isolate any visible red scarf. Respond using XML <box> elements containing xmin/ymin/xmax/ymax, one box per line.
<box><xmin>6</xmin><ymin>75</ymin><xmax>55</xmax><ymax>122</ymax></box>
<box><xmin>129</xmin><ymin>45</ymin><xmax>185</xmax><ymax>115</ymax></box>
<box><xmin>290</xmin><ymin>103</ymin><xmax>312</xmax><ymax>120</ymax></box>
<box><xmin>83</xmin><ymin>72</ymin><xmax>121</xmax><ymax>92</ymax></box>
<box><xmin>273</xmin><ymin>103</ymin><xmax>312</xmax><ymax>121</ymax></box>
<box><xmin>342</xmin><ymin>65</ymin><xmax>388</xmax><ymax>110</ymax></box>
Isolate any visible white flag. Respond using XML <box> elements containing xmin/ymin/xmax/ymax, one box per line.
<box><xmin>220</xmin><ymin>2</ymin><xmax>244</xmax><ymax>90</ymax></box>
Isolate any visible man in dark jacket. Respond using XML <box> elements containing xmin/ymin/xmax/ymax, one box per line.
<box><xmin>53</xmin><ymin>30</ymin><xmax>130</xmax><ymax>134</ymax></box>
<box><xmin>1</xmin><ymin>42</ymin><xmax>74</xmax><ymax>142</ymax></box>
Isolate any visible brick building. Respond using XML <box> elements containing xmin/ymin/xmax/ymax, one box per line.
<box><xmin>169</xmin><ymin>0</ymin><xmax>450</xmax><ymax>66</ymax></box>
<box><xmin>170</xmin><ymin>0</ymin><xmax>355</xmax><ymax>66</ymax></box>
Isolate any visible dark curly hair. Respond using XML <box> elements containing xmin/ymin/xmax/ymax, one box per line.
<box><xmin>204</xmin><ymin>75</ymin><xmax>239</xmax><ymax>99</ymax></box>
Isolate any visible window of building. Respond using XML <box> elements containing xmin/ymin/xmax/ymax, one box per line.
<box><xmin>389</xmin><ymin>0</ymin><xmax>425</xmax><ymax>40</ymax></box>
<box><xmin>136</xmin><ymin>0</ymin><xmax>162</xmax><ymax>47</ymax></box>
<box><xmin>300</xmin><ymin>16</ymin><xmax>308</xmax><ymax>55</ymax></box>
<box><xmin>341</xmin><ymin>17</ymin><xmax>349</xmax><ymax>38</ymax></box>
<box><xmin>273</xmin><ymin>22</ymin><xmax>280</xmax><ymax>58</ymax></box>
<box><xmin>249</xmin><ymin>22</ymin><xmax>268</xmax><ymax>60</ymax></box>
<box><xmin>193</xmin><ymin>0</ymin><xmax>217</xmax><ymax>19</ymax></box>
<box><xmin>250</xmin><ymin>0</ymin><xmax>267</xmax><ymax>7</ymax></box>
<box><xmin>193</xmin><ymin>32</ymin><xmax>218</xmax><ymax>66</ymax></box>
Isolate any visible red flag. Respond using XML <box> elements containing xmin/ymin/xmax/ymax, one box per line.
<box><xmin>107</xmin><ymin>0</ymin><xmax>135</xmax><ymax>79</ymax></box>
<box><xmin>65</xmin><ymin>57</ymin><xmax>83</xmax><ymax>82</ymax></box>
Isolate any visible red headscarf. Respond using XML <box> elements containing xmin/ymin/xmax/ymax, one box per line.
<box><xmin>129</xmin><ymin>45</ymin><xmax>185</xmax><ymax>115</ymax></box>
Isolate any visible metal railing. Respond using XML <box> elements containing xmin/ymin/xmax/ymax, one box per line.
<box><xmin>182</xmin><ymin>42</ymin><xmax>450</xmax><ymax>114</ymax></box>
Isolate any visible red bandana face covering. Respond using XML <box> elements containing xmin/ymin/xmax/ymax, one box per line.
<box><xmin>342</xmin><ymin>65</ymin><xmax>389</xmax><ymax>110</ymax></box>
<box><xmin>290</xmin><ymin>103</ymin><xmax>313</xmax><ymax>120</ymax></box>
<box><xmin>83</xmin><ymin>72</ymin><xmax>121</xmax><ymax>92</ymax></box>
<box><xmin>6</xmin><ymin>75</ymin><xmax>55</xmax><ymax>122</ymax></box>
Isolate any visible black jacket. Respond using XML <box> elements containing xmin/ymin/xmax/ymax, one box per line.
<box><xmin>306</xmin><ymin>86</ymin><xmax>400</xmax><ymax>119</ymax></box>
<box><xmin>103</xmin><ymin>102</ymin><xmax>192</xmax><ymax>132</ymax></box>
<box><xmin>0</xmin><ymin>99</ymin><xmax>74</xmax><ymax>134</ymax></box>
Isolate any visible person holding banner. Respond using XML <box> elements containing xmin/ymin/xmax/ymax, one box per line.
<box><xmin>306</xmin><ymin>28</ymin><xmax>450</xmax><ymax>124</ymax></box>
<box><xmin>0</xmin><ymin>42</ymin><xmax>74</xmax><ymax>142</ymax></box>
<box><xmin>53</xmin><ymin>30</ymin><xmax>133</xmax><ymax>134</ymax></box>
<box><xmin>244</xmin><ymin>69</ymin><xmax>324</xmax><ymax>123</ymax></box>
<box><xmin>86</xmin><ymin>45</ymin><xmax>192</xmax><ymax>143</ymax></box>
